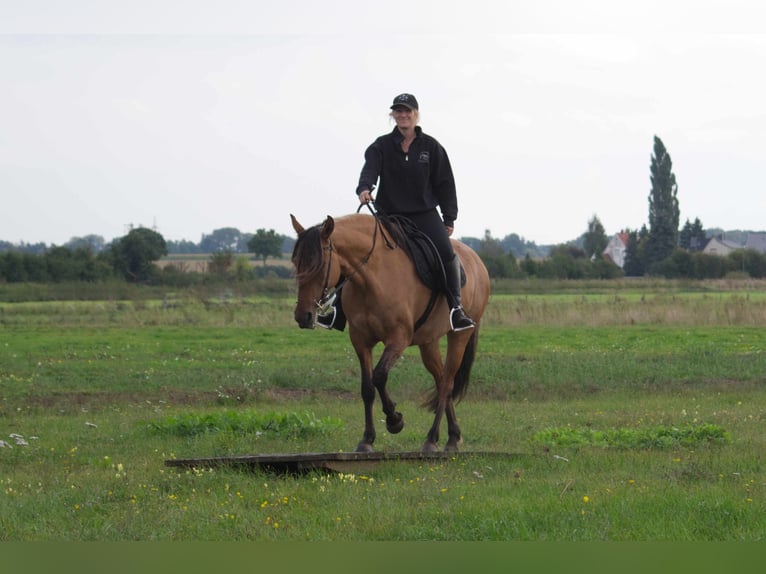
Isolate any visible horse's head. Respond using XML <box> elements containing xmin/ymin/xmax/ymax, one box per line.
<box><xmin>290</xmin><ymin>214</ymin><xmax>340</xmax><ymax>329</ymax></box>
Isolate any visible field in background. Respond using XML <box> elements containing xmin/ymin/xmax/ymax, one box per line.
<box><xmin>156</xmin><ymin>254</ymin><xmax>293</xmax><ymax>272</ymax></box>
<box><xmin>1</xmin><ymin>279</ymin><xmax>765</xmax><ymax>540</ymax></box>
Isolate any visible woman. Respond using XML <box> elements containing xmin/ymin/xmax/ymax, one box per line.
<box><xmin>356</xmin><ymin>93</ymin><xmax>475</xmax><ymax>332</ymax></box>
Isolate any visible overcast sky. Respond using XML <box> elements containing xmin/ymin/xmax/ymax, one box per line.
<box><xmin>1</xmin><ymin>1</ymin><xmax>764</xmax><ymax>247</ymax></box>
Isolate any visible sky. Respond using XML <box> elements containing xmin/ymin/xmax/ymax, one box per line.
<box><xmin>1</xmin><ymin>1</ymin><xmax>765</xmax><ymax>247</ymax></box>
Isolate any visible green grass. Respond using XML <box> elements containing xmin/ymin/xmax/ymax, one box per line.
<box><xmin>533</xmin><ymin>423</ymin><xmax>730</xmax><ymax>449</ymax></box>
<box><xmin>2</xmin><ymin>394</ymin><xmax>763</xmax><ymax>541</ymax></box>
<box><xmin>3</xmin><ymin>319</ymin><xmax>765</xmax><ymax>405</ymax></box>
<box><xmin>147</xmin><ymin>409</ymin><xmax>344</xmax><ymax>438</ymax></box>
<box><xmin>1</xmin><ymin>281</ymin><xmax>766</xmax><ymax>540</ymax></box>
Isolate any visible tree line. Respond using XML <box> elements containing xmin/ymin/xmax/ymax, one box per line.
<box><xmin>0</xmin><ymin>228</ymin><xmax>294</xmax><ymax>257</ymax></box>
<box><xmin>0</xmin><ymin>226</ymin><xmax>289</xmax><ymax>285</ymax></box>
<box><xmin>2</xmin><ymin>136</ymin><xmax>765</xmax><ymax>284</ymax></box>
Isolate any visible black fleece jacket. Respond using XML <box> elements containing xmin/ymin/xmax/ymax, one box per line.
<box><xmin>356</xmin><ymin>126</ymin><xmax>458</xmax><ymax>227</ymax></box>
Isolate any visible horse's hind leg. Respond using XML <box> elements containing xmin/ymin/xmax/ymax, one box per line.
<box><xmin>422</xmin><ymin>336</ymin><xmax>468</xmax><ymax>453</ymax></box>
<box><xmin>443</xmin><ymin>400</ymin><xmax>462</xmax><ymax>452</ymax></box>
<box><xmin>418</xmin><ymin>341</ymin><xmax>446</xmax><ymax>453</ymax></box>
<box><xmin>426</xmin><ymin>387</ymin><xmax>463</xmax><ymax>453</ymax></box>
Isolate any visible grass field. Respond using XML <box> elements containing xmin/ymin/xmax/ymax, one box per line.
<box><xmin>1</xmin><ymin>279</ymin><xmax>765</xmax><ymax>541</ymax></box>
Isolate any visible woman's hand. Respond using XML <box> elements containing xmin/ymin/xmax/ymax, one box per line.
<box><xmin>359</xmin><ymin>190</ymin><xmax>373</xmax><ymax>204</ymax></box>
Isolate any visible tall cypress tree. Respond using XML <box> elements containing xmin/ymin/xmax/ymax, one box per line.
<box><xmin>645</xmin><ymin>135</ymin><xmax>680</xmax><ymax>269</ymax></box>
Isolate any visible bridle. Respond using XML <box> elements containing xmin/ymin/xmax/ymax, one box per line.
<box><xmin>314</xmin><ymin>202</ymin><xmax>396</xmax><ymax>314</ymax></box>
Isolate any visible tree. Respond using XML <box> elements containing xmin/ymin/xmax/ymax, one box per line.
<box><xmin>166</xmin><ymin>239</ymin><xmax>202</xmax><ymax>254</ymax></box>
<box><xmin>679</xmin><ymin>218</ymin><xmax>707</xmax><ymax>252</ymax></box>
<box><xmin>645</xmin><ymin>135</ymin><xmax>680</xmax><ymax>269</ymax></box>
<box><xmin>500</xmin><ymin>233</ymin><xmax>545</xmax><ymax>259</ymax></box>
<box><xmin>623</xmin><ymin>225</ymin><xmax>649</xmax><ymax>277</ymax></box>
<box><xmin>247</xmin><ymin>228</ymin><xmax>283</xmax><ymax>266</ymax></box>
<box><xmin>237</xmin><ymin>232</ymin><xmax>254</xmax><ymax>254</ymax></box>
<box><xmin>530</xmin><ymin>244</ymin><xmax>588</xmax><ymax>279</ymax></box>
<box><xmin>65</xmin><ymin>235</ymin><xmax>106</xmax><ymax>253</ymax></box>
<box><xmin>520</xmin><ymin>253</ymin><xmax>538</xmax><ymax>276</ymax></box>
<box><xmin>583</xmin><ymin>214</ymin><xmax>608</xmax><ymax>260</ymax></box>
<box><xmin>208</xmin><ymin>250</ymin><xmax>234</xmax><ymax>276</ymax></box>
<box><xmin>477</xmin><ymin>229</ymin><xmax>518</xmax><ymax>277</ymax></box>
<box><xmin>478</xmin><ymin>229</ymin><xmax>503</xmax><ymax>258</ymax></box>
<box><xmin>199</xmin><ymin>227</ymin><xmax>243</xmax><ymax>253</ymax></box>
<box><xmin>0</xmin><ymin>251</ymin><xmax>46</xmax><ymax>281</ymax></box>
<box><xmin>111</xmin><ymin>227</ymin><xmax>167</xmax><ymax>282</ymax></box>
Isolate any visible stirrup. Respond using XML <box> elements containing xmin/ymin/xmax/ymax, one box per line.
<box><xmin>315</xmin><ymin>306</ymin><xmax>337</xmax><ymax>329</ymax></box>
<box><xmin>449</xmin><ymin>306</ymin><xmax>475</xmax><ymax>332</ymax></box>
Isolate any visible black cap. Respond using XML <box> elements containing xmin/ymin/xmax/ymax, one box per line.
<box><xmin>390</xmin><ymin>93</ymin><xmax>418</xmax><ymax>111</ymax></box>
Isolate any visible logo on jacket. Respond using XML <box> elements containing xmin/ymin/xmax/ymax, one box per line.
<box><xmin>418</xmin><ymin>151</ymin><xmax>430</xmax><ymax>163</ymax></box>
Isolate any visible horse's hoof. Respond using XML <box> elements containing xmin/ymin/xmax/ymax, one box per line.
<box><xmin>354</xmin><ymin>442</ymin><xmax>374</xmax><ymax>453</ymax></box>
<box><xmin>386</xmin><ymin>412</ymin><xmax>404</xmax><ymax>434</ymax></box>
<box><xmin>444</xmin><ymin>442</ymin><xmax>460</xmax><ymax>453</ymax></box>
<box><xmin>421</xmin><ymin>441</ymin><xmax>439</xmax><ymax>454</ymax></box>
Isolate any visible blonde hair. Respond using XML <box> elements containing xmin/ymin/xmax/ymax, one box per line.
<box><xmin>389</xmin><ymin>109</ymin><xmax>420</xmax><ymax>124</ymax></box>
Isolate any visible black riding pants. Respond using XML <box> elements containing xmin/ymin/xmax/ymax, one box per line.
<box><xmin>395</xmin><ymin>209</ymin><xmax>456</xmax><ymax>264</ymax></box>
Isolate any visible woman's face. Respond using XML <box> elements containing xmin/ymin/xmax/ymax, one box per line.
<box><xmin>391</xmin><ymin>106</ymin><xmax>418</xmax><ymax>129</ymax></box>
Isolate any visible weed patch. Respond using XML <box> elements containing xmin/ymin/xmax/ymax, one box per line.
<box><xmin>533</xmin><ymin>423</ymin><xmax>730</xmax><ymax>449</ymax></box>
<box><xmin>145</xmin><ymin>409</ymin><xmax>344</xmax><ymax>438</ymax></box>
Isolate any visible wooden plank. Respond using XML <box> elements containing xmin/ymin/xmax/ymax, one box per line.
<box><xmin>164</xmin><ymin>451</ymin><xmax>522</xmax><ymax>475</ymax></box>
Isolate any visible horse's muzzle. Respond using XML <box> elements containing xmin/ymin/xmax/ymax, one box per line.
<box><xmin>295</xmin><ymin>311</ymin><xmax>315</xmax><ymax>329</ymax></box>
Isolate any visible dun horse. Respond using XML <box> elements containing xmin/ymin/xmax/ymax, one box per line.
<box><xmin>291</xmin><ymin>212</ymin><xmax>490</xmax><ymax>453</ymax></box>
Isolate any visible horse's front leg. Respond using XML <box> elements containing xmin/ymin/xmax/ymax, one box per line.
<box><xmin>372</xmin><ymin>343</ymin><xmax>406</xmax><ymax>436</ymax></box>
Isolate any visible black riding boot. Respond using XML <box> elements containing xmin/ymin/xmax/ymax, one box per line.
<box><xmin>444</xmin><ymin>256</ymin><xmax>475</xmax><ymax>332</ymax></box>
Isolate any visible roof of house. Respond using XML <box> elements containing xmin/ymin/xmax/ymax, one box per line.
<box><xmin>704</xmin><ymin>237</ymin><xmax>742</xmax><ymax>251</ymax></box>
<box><xmin>745</xmin><ymin>232</ymin><xmax>766</xmax><ymax>253</ymax></box>
<box><xmin>604</xmin><ymin>232</ymin><xmax>629</xmax><ymax>249</ymax></box>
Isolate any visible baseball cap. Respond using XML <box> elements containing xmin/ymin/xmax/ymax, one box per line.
<box><xmin>390</xmin><ymin>93</ymin><xmax>419</xmax><ymax>111</ymax></box>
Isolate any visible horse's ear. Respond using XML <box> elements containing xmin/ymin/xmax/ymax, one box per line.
<box><xmin>319</xmin><ymin>215</ymin><xmax>335</xmax><ymax>241</ymax></box>
<box><xmin>290</xmin><ymin>214</ymin><xmax>304</xmax><ymax>235</ymax></box>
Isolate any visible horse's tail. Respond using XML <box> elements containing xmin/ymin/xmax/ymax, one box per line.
<box><xmin>453</xmin><ymin>325</ymin><xmax>479</xmax><ymax>404</ymax></box>
<box><xmin>423</xmin><ymin>325</ymin><xmax>480</xmax><ymax>412</ymax></box>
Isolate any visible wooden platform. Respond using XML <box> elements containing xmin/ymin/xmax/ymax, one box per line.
<box><xmin>165</xmin><ymin>451</ymin><xmax>521</xmax><ymax>475</ymax></box>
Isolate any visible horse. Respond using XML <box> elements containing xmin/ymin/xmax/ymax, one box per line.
<box><xmin>290</xmin><ymin>211</ymin><xmax>490</xmax><ymax>453</ymax></box>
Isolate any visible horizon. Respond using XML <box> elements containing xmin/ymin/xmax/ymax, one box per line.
<box><xmin>3</xmin><ymin>223</ymin><xmax>765</xmax><ymax>251</ymax></box>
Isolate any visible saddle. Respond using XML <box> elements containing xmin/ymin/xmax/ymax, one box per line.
<box><xmin>382</xmin><ymin>215</ymin><xmax>466</xmax><ymax>291</ymax></box>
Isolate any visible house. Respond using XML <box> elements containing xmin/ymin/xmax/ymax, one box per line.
<box><xmin>703</xmin><ymin>237</ymin><xmax>742</xmax><ymax>256</ymax></box>
<box><xmin>603</xmin><ymin>232</ymin><xmax>630</xmax><ymax>268</ymax></box>
<box><xmin>745</xmin><ymin>232</ymin><xmax>766</xmax><ymax>254</ymax></box>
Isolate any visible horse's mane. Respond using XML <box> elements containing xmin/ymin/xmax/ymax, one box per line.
<box><xmin>291</xmin><ymin>225</ymin><xmax>325</xmax><ymax>280</ymax></box>
<box><xmin>292</xmin><ymin>213</ymin><xmax>413</xmax><ymax>281</ymax></box>
<box><xmin>334</xmin><ymin>212</ymin><xmax>409</xmax><ymax>243</ymax></box>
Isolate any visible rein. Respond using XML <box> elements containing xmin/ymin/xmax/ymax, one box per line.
<box><xmin>315</xmin><ymin>203</ymin><xmax>397</xmax><ymax>313</ymax></box>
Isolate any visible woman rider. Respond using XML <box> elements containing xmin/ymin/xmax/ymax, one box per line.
<box><xmin>355</xmin><ymin>93</ymin><xmax>475</xmax><ymax>332</ymax></box>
